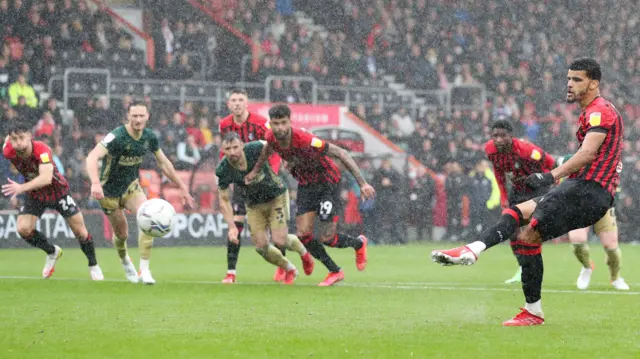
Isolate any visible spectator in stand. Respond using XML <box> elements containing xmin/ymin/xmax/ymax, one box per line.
<box><xmin>390</xmin><ymin>107</ymin><xmax>415</xmax><ymax>137</ymax></box>
<box><xmin>175</xmin><ymin>134</ymin><xmax>201</xmax><ymax>171</ymax></box>
<box><xmin>372</xmin><ymin>157</ymin><xmax>405</xmax><ymax>243</ymax></box>
<box><xmin>8</xmin><ymin>74</ymin><xmax>37</xmax><ymax>107</ymax></box>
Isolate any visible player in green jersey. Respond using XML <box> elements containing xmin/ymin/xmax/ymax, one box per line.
<box><xmin>554</xmin><ymin>155</ymin><xmax>629</xmax><ymax>290</ymax></box>
<box><xmin>216</xmin><ymin>132</ymin><xmax>315</xmax><ymax>284</ymax></box>
<box><xmin>86</xmin><ymin>101</ymin><xmax>195</xmax><ymax>284</ymax></box>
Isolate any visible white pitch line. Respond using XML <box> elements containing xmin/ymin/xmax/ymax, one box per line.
<box><xmin>0</xmin><ymin>275</ymin><xmax>638</xmax><ymax>296</ymax></box>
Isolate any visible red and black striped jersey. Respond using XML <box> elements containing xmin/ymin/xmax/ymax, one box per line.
<box><xmin>218</xmin><ymin>112</ymin><xmax>281</xmax><ymax>173</ymax></box>
<box><xmin>485</xmin><ymin>138</ymin><xmax>555</xmax><ymax>205</ymax></box>
<box><xmin>569</xmin><ymin>97</ymin><xmax>623</xmax><ymax>197</ymax></box>
<box><xmin>3</xmin><ymin>140</ymin><xmax>69</xmax><ymax>202</ymax></box>
<box><xmin>265</xmin><ymin>127</ymin><xmax>341</xmax><ymax>186</ymax></box>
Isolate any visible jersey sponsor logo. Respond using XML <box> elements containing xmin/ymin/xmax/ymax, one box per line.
<box><xmin>589</xmin><ymin>112</ymin><xmax>601</xmax><ymax>126</ymax></box>
<box><xmin>40</xmin><ymin>153</ymin><xmax>50</xmax><ymax>163</ymax></box>
<box><xmin>102</xmin><ymin>133</ymin><xmax>116</xmax><ymax>145</ymax></box>
<box><xmin>530</xmin><ymin>150</ymin><xmax>541</xmax><ymax>161</ymax></box>
<box><xmin>311</xmin><ymin>137</ymin><xmax>323</xmax><ymax>148</ymax></box>
<box><xmin>118</xmin><ymin>155</ymin><xmax>144</xmax><ymax>166</ymax></box>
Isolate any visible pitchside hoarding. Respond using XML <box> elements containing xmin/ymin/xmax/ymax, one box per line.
<box><xmin>0</xmin><ymin>211</ymin><xmax>240</xmax><ymax>249</ymax></box>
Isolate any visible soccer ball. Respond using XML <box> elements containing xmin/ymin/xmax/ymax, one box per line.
<box><xmin>136</xmin><ymin>199</ymin><xmax>176</xmax><ymax>237</ymax></box>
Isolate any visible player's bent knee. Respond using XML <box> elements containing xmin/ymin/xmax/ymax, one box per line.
<box><xmin>17</xmin><ymin>226</ymin><xmax>35</xmax><ymax>239</ymax></box>
<box><xmin>599</xmin><ymin>231</ymin><xmax>619</xmax><ymax>249</ymax></box>
<box><xmin>515</xmin><ymin>200</ymin><xmax>536</xmax><ymax>220</ymax></box>
<box><xmin>255</xmin><ymin>244</ymin><xmax>269</xmax><ymax>258</ymax></box>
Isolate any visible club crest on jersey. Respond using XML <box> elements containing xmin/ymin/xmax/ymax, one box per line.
<box><xmin>514</xmin><ymin>162</ymin><xmax>520</xmax><ymax>169</ymax></box>
<box><xmin>530</xmin><ymin>150</ymin><xmax>541</xmax><ymax>161</ymax></box>
<box><xmin>143</xmin><ymin>141</ymin><xmax>149</xmax><ymax>150</ymax></box>
<box><xmin>40</xmin><ymin>153</ymin><xmax>50</xmax><ymax>163</ymax></box>
<box><xmin>249</xmin><ymin>133</ymin><xmax>254</xmax><ymax>140</ymax></box>
<box><xmin>589</xmin><ymin>112</ymin><xmax>601</xmax><ymax>126</ymax></box>
<box><xmin>311</xmin><ymin>138</ymin><xmax>323</xmax><ymax>148</ymax></box>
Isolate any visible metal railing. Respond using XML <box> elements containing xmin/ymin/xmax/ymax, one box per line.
<box><xmin>48</xmin><ymin>73</ymin><xmax>479</xmax><ymax>116</ymax></box>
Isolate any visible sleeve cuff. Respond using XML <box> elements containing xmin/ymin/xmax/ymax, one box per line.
<box><xmin>587</xmin><ymin>127</ymin><xmax>608</xmax><ymax>134</ymax></box>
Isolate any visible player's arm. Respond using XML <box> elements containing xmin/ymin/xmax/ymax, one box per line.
<box><xmin>244</xmin><ymin>141</ymin><xmax>273</xmax><ymax>184</ymax></box>
<box><xmin>10</xmin><ymin>163</ymin><xmax>54</xmax><ymax>195</ymax></box>
<box><xmin>326</xmin><ymin>143</ymin><xmax>375</xmax><ymax>199</ymax></box>
<box><xmin>551</xmin><ymin>131</ymin><xmax>606</xmax><ymax>180</ymax></box>
<box><xmin>153</xmin><ymin>149</ymin><xmax>196</xmax><ymax>208</ymax></box>
<box><xmin>217</xmin><ymin>187</ymin><xmax>234</xmax><ymax>229</ymax></box>
<box><xmin>86</xmin><ymin>144</ymin><xmax>109</xmax><ymax>186</ymax></box>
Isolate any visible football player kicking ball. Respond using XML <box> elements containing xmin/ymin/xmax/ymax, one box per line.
<box><xmin>86</xmin><ymin>101</ymin><xmax>195</xmax><ymax>284</ymax></box>
<box><xmin>216</xmin><ymin>132</ymin><xmax>315</xmax><ymax>284</ymax></box>
<box><xmin>432</xmin><ymin>58</ymin><xmax>623</xmax><ymax>326</ymax></box>
<box><xmin>555</xmin><ymin>155</ymin><xmax>629</xmax><ymax>291</ymax></box>
<box><xmin>246</xmin><ymin>104</ymin><xmax>376</xmax><ymax>286</ymax></box>
<box><xmin>2</xmin><ymin>123</ymin><xmax>103</xmax><ymax>280</ymax></box>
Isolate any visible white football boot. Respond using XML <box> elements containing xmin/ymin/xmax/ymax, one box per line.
<box><xmin>121</xmin><ymin>256</ymin><xmax>140</xmax><ymax>283</ymax></box>
<box><xmin>43</xmin><ymin>245</ymin><xmax>63</xmax><ymax>278</ymax></box>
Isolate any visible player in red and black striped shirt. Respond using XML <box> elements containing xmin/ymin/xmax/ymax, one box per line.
<box><xmin>246</xmin><ymin>104</ymin><xmax>376</xmax><ymax>286</ymax></box>
<box><xmin>485</xmin><ymin>120</ymin><xmax>555</xmax><ymax>284</ymax></box>
<box><xmin>433</xmin><ymin>58</ymin><xmax>623</xmax><ymax>326</ymax></box>
<box><xmin>218</xmin><ymin>88</ymin><xmax>284</xmax><ymax>284</ymax></box>
<box><xmin>2</xmin><ymin>122</ymin><xmax>103</xmax><ymax>280</ymax></box>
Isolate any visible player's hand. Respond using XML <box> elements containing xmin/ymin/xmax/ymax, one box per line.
<box><xmin>228</xmin><ymin>226</ymin><xmax>239</xmax><ymax>244</ymax></box>
<box><xmin>91</xmin><ymin>183</ymin><xmax>105</xmax><ymax>200</ymax></box>
<box><xmin>244</xmin><ymin>170</ymin><xmax>259</xmax><ymax>185</ymax></box>
<box><xmin>2</xmin><ymin>178</ymin><xmax>24</xmax><ymax>196</ymax></box>
<box><xmin>360</xmin><ymin>183</ymin><xmax>376</xmax><ymax>200</ymax></box>
<box><xmin>525</xmin><ymin>172</ymin><xmax>554</xmax><ymax>190</ymax></box>
<box><xmin>180</xmin><ymin>188</ymin><xmax>196</xmax><ymax>209</ymax></box>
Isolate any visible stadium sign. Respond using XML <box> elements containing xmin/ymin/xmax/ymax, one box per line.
<box><xmin>0</xmin><ymin>211</ymin><xmax>245</xmax><ymax>248</ymax></box>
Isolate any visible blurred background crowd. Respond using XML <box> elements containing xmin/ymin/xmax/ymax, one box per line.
<box><xmin>0</xmin><ymin>0</ymin><xmax>638</xmax><ymax>243</ymax></box>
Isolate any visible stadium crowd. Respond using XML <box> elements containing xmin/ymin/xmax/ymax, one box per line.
<box><xmin>1</xmin><ymin>0</ymin><xmax>639</xmax><ymax>243</ymax></box>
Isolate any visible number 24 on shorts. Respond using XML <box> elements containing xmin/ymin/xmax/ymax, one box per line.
<box><xmin>59</xmin><ymin>195</ymin><xmax>76</xmax><ymax>211</ymax></box>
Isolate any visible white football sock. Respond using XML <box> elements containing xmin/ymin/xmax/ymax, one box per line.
<box><xmin>525</xmin><ymin>300</ymin><xmax>542</xmax><ymax>315</ymax></box>
<box><xmin>140</xmin><ymin>259</ymin><xmax>150</xmax><ymax>272</ymax></box>
<box><xmin>466</xmin><ymin>241</ymin><xmax>487</xmax><ymax>256</ymax></box>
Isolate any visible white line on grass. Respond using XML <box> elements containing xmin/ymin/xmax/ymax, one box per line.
<box><xmin>0</xmin><ymin>275</ymin><xmax>638</xmax><ymax>296</ymax></box>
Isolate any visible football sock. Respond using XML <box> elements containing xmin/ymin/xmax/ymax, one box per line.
<box><xmin>23</xmin><ymin>230</ymin><xmax>56</xmax><ymax>255</ymax></box>
<box><xmin>525</xmin><ymin>300</ymin><xmax>542</xmax><ymax>315</ymax></box>
<box><xmin>78</xmin><ymin>234</ymin><xmax>98</xmax><ymax>266</ymax></box>
<box><xmin>511</xmin><ymin>240</ymin><xmax>544</xmax><ymax>305</ymax></box>
<box><xmin>300</xmin><ymin>233</ymin><xmax>341</xmax><ymax>273</ymax></box>
<box><xmin>285</xmin><ymin>234</ymin><xmax>308</xmax><ymax>256</ymax></box>
<box><xmin>140</xmin><ymin>258</ymin><xmax>150</xmax><ymax>272</ymax></box>
<box><xmin>257</xmin><ymin>244</ymin><xmax>289</xmax><ymax>269</ymax></box>
<box><xmin>138</xmin><ymin>229</ymin><xmax>154</xmax><ymax>260</ymax></box>
<box><xmin>325</xmin><ymin>233</ymin><xmax>363</xmax><ymax>249</ymax></box>
<box><xmin>572</xmin><ymin>243</ymin><xmax>592</xmax><ymax>268</ymax></box>
<box><xmin>476</xmin><ymin>207</ymin><xmax>522</xmax><ymax>251</ymax></box>
<box><xmin>227</xmin><ymin>222</ymin><xmax>243</xmax><ymax>271</ymax></box>
<box><xmin>113</xmin><ymin>235</ymin><xmax>128</xmax><ymax>260</ymax></box>
<box><xmin>605</xmin><ymin>247</ymin><xmax>622</xmax><ymax>282</ymax></box>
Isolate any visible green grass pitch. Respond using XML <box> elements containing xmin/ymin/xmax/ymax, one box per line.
<box><xmin>1</xmin><ymin>243</ymin><xmax>639</xmax><ymax>359</ymax></box>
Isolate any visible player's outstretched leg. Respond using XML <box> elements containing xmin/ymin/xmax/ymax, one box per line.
<box><xmin>592</xmin><ymin>211</ymin><xmax>629</xmax><ymax>290</ymax></box>
<box><xmin>432</xmin><ymin>205</ymin><xmax>527</xmax><ymax>266</ymax></box>
<box><xmin>107</xmin><ymin>210</ymin><xmax>139</xmax><ymax>283</ymax></box>
<box><xmin>255</xmin><ymin>244</ymin><xmax>298</xmax><ymax>285</ymax></box>
<box><xmin>18</xmin><ymin>214</ymin><xmax>62</xmax><ymax>278</ymax></box>
<box><xmin>223</xmin><ymin>220</ymin><xmax>244</xmax><ymax>284</ymax></box>
<box><xmin>66</xmin><ymin>211</ymin><xmax>103</xmax><ymax>281</ymax></box>
<box><xmin>318</xmin><ymin>221</ymin><xmax>368</xmax><ymax>271</ymax></box>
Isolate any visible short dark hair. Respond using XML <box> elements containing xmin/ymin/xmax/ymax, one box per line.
<box><xmin>268</xmin><ymin>104</ymin><xmax>291</xmax><ymax>119</ymax></box>
<box><xmin>127</xmin><ymin>100</ymin><xmax>149</xmax><ymax>112</ymax></box>
<box><xmin>490</xmin><ymin>119</ymin><xmax>513</xmax><ymax>133</ymax></box>
<box><xmin>6</xmin><ymin>121</ymin><xmax>32</xmax><ymax>135</ymax></box>
<box><xmin>569</xmin><ymin>57</ymin><xmax>602</xmax><ymax>81</ymax></box>
<box><xmin>229</xmin><ymin>88</ymin><xmax>248</xmax><ymax>97</ymax></box>
<box><xmin>222</xmin><ymin>131</ymin><xmax>242</xmax><ymax>144</ymax></box>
